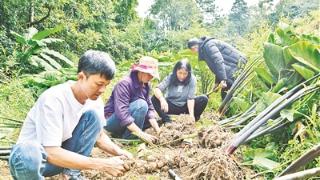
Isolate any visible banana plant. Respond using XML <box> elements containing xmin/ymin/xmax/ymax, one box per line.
<box><xmin>11</xmin><ymin>26</ymin><xmax>74</xmax><ymax>74</ymax></box>
<box><xmin>256</xmin><ymin>23</ymin><xmax>320</xmax><ymax>92</ymax></box>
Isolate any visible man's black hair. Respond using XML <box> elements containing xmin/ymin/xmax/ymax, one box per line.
<box><xmin>78</xmin><ymin>50</ymin><xmax>116</xmax><ymax>80</ymax></box>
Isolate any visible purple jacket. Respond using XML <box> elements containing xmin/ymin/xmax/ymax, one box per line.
<box><xmin>104</xmin><ymin>71</ymin><xmax>156</xmax><ymax>127</ymax></box>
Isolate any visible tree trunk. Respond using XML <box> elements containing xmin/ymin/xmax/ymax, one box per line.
<box><xmin>29</xmin><ymin>0</ymin><xmax>34</xmax><ymax>27</ymax></box>
<box><xmin>0</xmin><ymin>1</ymin><xmax>4</xmax><ymax>26</ymax></box>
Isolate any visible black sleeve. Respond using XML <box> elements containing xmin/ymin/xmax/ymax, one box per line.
<box><xmin>203</xmin><ymin>43</ymin><xmax>227</xmax><ymax>82</ymax></box>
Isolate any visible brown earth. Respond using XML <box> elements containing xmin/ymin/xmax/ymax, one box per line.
<box><xmin>0</xmin><ymin>113</ymin><xmax>254</xmax><ymax>180</ymax></box>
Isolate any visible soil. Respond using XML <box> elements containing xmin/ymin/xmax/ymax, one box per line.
<box><xmin>0</xmin><ymin>113</ymin><xmax>254</xmax><ymax>180</ymax></box>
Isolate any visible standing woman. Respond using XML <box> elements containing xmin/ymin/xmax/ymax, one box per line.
<box><xmin>151</xmin><ymin>59</ymin><xmax>208</xmax><ymax>123</ymax></box>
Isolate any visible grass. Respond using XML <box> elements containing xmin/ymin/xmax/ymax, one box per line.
<box><xmin>0</xmin><ymin>79</ymin><xmax>35</xmax><ymax>146</ymax></box>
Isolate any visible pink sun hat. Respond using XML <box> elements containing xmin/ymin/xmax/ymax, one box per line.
<box><xmin>131</xmin><ymin>56</ymin><xmax>160</xmax><ymax>79</ymax></box>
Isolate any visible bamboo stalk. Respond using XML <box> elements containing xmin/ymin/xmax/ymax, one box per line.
<box><xmin>275</xmin><ymin>167</ymin><xmax>320</xmax><ymax>180</ymax></box>
<box><xmin>227</xmin><ymin>85</ymin><xmax>319</xmax><ymax>154</ymax></box>
<box><xmin>219</xmin><ymin>74</ymin><xmax>256</xmax><ymax>115</ymax></box>
<box><xmin>219</xmin><ymin>102</ymin><xmax>257</xmax><ymax>126</ymax></box>
<box><xmin>235</xmin><ymin>74</ymin><xmax>319</xmax><ymax>139</ymax></box>
<box><xmin>218</xmin><ymin>56</ymin><xmax>262</xmax><ymax>114</ymax></box>
<box><xmin>278</xmin><ymin>144</ymin><xmax>320</xmax><ymax>176</ymax></box>
<box><xmin>229</xmin><ymin>112</ymin><xmax>256</xmax><ymax>127</ymax></box>
<box><xmin>218</xmin><ymin>113</ymin><xmax>242</xmax><ymax>125</ymax></box>
<box><xmin>245</xmin><ymin>117</ymin><xmax>288</xmax><ymax>142</ymax></box>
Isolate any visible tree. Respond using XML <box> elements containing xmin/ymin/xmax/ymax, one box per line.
<box><xmin>150</xmin><ymin>0</ymin><xmax>201</xmax><ymax>31</ymax></box>
<box><xmin>269</xmin><ymin>0</ymin><xmax>319</xmax><ymax>25</ymax></box>
<box><xmin>195</xmin><ymin>0</ymin><xmax>220</xmax><ymax>24</ymax></box>
<box><xmin>228</xmin><ymin>0</ymin><xmax>249</xmax><ymax>36</ymax></box>
<box><xmin>112</xmin><ymin>0</ymin><xmax>138</xmax><ymax>29</ymax></box>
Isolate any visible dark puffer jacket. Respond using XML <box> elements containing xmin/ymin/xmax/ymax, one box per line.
<box><xmin>198</xmin><ymin>37</ymin><xmax>247</xmax><ymax>84</ymax></box>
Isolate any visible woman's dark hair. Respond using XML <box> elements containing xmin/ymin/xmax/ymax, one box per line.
<box><xmin>169</xmin><ymin>59</ymin><xmax>192</xmax><ymax>86</ymax></box>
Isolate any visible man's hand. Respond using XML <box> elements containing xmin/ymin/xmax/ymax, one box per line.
<box><xmin>160</xmin><ymin>97</ymin><xmax>169</xmax><ymax>113</ymax></box>
<box><xmin>117</xmin><ymin>149</ymin><xmax>133</xmax><ymax>159</ymax></box>
<box><xmin>220</xmin><ymin>80</ymin><xmax>227</xmax><ymax>89</ymax></box>
<box><xmin>97</xmin><ymin>156</ymin><xmax>127</xmax><ymax>177</ymax></box>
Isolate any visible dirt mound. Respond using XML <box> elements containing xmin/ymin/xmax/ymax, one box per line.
<box><xmin>0</xmin><ymin>160</ymin><xmax>12</xmax><ymax>180</ymax></box>
<box><xmin>197</xmin><ymin>124</ymin><xmax>233</xmax><ymax>149</ymax></box>
<box><xmin>145</xmin><ymin>114</ymin><xmax>197</xmax><ymax>146</ymax></box>
<box><xmin>132</xmin><ymin>145</ymin><xmax>245</xmax><ymax>180</ymax></box>
<box><xmin>81</xmin><ymin>147</ymin><xmax>246</xmax><ymax>180</ymax></box>
<box><xmin>177</xmin><ymin>148</ymin><xmax>244</xmax><ymax>180</ymax></box>
<box><xmin>1</xmin><ymin>113</ymin><xmax>252</xmax><ymax>180</ymax></box>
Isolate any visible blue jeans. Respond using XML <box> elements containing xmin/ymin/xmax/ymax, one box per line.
<box><xmin>9</xmin><ymin>110</ymin><xmax>101</xmax><ymax>180</ymax></box>
<box><xmin>105</xmin><ymin>99</ymin><xmax>148</xmax><ymax>139</ymax></box>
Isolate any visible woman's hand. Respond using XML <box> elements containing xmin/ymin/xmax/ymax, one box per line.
<box><xmin>189</xmin><ymin>115</ymin><xmax>195</xmax><ymax>122</ymax></box>
<box><xmin>160</xmin><ymin>97</ymin><xmax>169</xmax><ymax>112</ymax></box>
<box><xmin>138</xmin><ymin>131</ymin><xmax>158</xmax><ymax>145</ymax></box>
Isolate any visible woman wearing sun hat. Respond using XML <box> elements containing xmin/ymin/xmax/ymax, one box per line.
<box><xmin>104</xmin><ymin>56</ymin><xmax>160</xmax><ymax>144</ymax></box>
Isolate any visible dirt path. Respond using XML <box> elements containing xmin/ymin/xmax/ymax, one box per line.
<box><xmin>0</xmin><ymin>113</ymin><xmax>254</xmax><ymax>179</ymax></box>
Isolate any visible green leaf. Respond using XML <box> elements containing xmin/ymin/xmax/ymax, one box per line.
<box><xmin>285</xmin><ymin>41</ymin><xmax>320</xmax><ymax>72</ymax></box>
<box><xmin>272</xmin><ymin>78</ymin><xmax>287</xmax><ymax>93</ymax></box>
<box><xmin>39</xmin><ymin>53</ymin><xmax>62</xmax><ymax>69</ymax></box>
<box><xmin>42</xmin><ymin>49</ymin><xmax>74</xmax><ymax>67</ymax></box>
<box><xmin>301</xmin><ymin>34</ymin><xmax>320</xmax><ymax>45</ymax></box>
<box><xmin>27</xmin><ymin>39</ymin><xmax>45</xmax><ymax>47</ymax></box>
<box><xmin>30</xmin><ymin>56</ymin><xmax>55</xmax><ymax>71</ymax></box>
<box><xmin>40</xmin><ymin>38</ymin><xmax>64</xmax><ymax>44</ymax></box>
<box><xmin>10</xmin><ymin>31</ymin><xmax>27</xmax><ymax>45</ymax></box>
<box><xmin>292</xmin><ymin>63</ymin><xmax>315</xmax><ymax>80</ymax></box>
<box><xmin>255</xmin><ymin>67</ymin><xmax>275</xmax><ymax>86</ymax></box>
<box><xmin>267</xmin><ymin>33</ymin><xmax>275</xmax><ymax>44</ymax></box>
<box><xmin>25</xmin><ymin>27</ymin><xmax>39</xmax><ymax>40</ymax></box>
<box><xmin>256</xmin><ymin>92</ymin><xmax>281</xmax><ymax>112</ymax></box>
<box><xmin>280</xmin><ymin>109</ymin><xmax>295</xmax><ymax>122</ymax></box>
<box><xmin>252</xmin><ymin>157</ymin><xmax>280</xmax><ymax>170</ymax></box>
<box><xmin>263</xmin><ymin>43</ymin><xmax>287</xmax><ymax>80</ymax></box>
<box><xmin>32</xmin><ymin>25</ymin><xmax>63</xmax><ymax>40</ymax></box>
<box><xmin>275</xmin><ymin>23</ymin><xmax>299</xmax><ymax>46</ymax></box>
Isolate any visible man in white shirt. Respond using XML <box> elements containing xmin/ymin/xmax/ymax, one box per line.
<box><xmin>9</xmin><ymin>50</ymin><xmax>132</xmax><ymax>180</ymax></box>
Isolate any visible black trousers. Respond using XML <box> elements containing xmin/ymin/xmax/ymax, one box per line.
<box><xmin>151</xmin><ymin>95</ymin><xmax>208</xmax><ymax>122</ymax></box>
